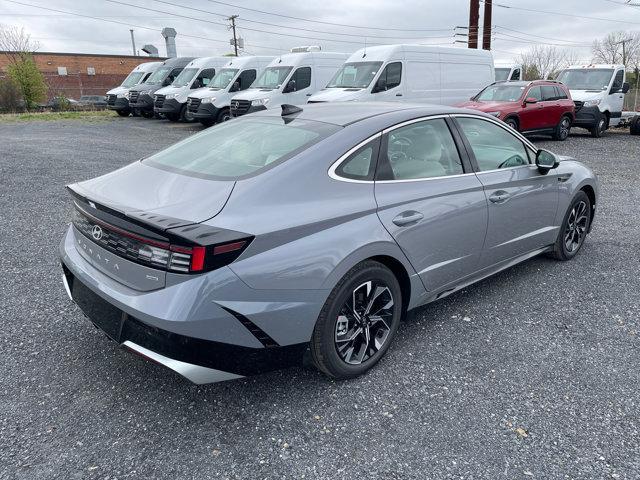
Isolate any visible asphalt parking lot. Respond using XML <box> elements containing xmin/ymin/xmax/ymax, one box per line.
<box><xmin>1</xmin><ymin>116</ymin><xmax>639</xmax><ymax>479</ymax></box>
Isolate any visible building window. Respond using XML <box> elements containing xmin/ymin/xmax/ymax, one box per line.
<box><xmin>87</xmin><ymin>67</ymin><xmax>96</xmax><ymax>76</ymax></box>
<box><xmin>57</xmin><ymin>67</ymin><xmax>68</xmax><ymax>76</ymax></box>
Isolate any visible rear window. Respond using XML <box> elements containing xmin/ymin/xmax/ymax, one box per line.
<box><xmin>143</xmin><ymin>118</ymin><xmax>340</xmax><ymax>180</ymax></box>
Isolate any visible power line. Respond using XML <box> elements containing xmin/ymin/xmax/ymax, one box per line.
<box><xmin>492</xmin><ymin>30</ymin><xmax>592</xmax><ymax>47</ymax></box>
<box><xmin>601</xmin><ymin>0</ymin><xmax>640</xmax><ymax>6</ymax></box>
<box><xmin>487</xmin><ymin>1</ymin><xmax>640</xmax><ymax>25</ymax></box>
<box><xmin>494</xmin><ymin>25</ymin><xmax>594</xmax><ymax>45</ymax></box>
<box><xmin>203</xmin><ymin>0</ymin><xmax>451</xmax><ymax>32</ymax></box>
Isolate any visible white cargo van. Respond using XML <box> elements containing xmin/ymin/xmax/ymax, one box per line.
<box><xmin>556</xmin><ymin>64</ymin><xmax>630</xmax><ymax>137</ymax></box>
<box><xmin>307</xmin><ymin>44</ymin><xmax>494</xmax><ymax>105</ymax></box>
<box><xmin>494</xmin><ymin>63</ymin><xmax>523</xmax><ymax>82</ymax></box>
<box><xmin>106</xmin><ymin>61</ymin><xmax>161</xmax><ymax>116</ymax></box>
<box><xmin>229</xmin><ymin>47</ymin><xmax>349</xmax><ymax>117</ymax></box>
<box><xmin>153</xmin><ymin>56</ymin><xmax>229</xmax><ymax>122</ymax></box>
<box><xmin>186</xmin><ymin>56</ymin><xmax>274</xmax><ymax>126</ymax></box>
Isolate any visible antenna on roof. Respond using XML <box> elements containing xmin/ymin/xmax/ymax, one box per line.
<box><xmin>363</xmin><ymin>37</ymin><xmax>367</xmax><ymax>58</ymax></box>
<box><xmin>281</xmin><ymin>104</ymin><xmax>303</xmax><ymax>116</ymax></box>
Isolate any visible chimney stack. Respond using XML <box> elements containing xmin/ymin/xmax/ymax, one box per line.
<box><xmin>162</xmin><ymin>27</ymin><xmax>177</xmax><ymax>58</ymax></box>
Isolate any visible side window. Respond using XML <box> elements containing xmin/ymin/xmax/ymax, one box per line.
<box><xmin>527</xmin><ymin>86</ymin><xmax>542</xmax><ymax>101</ymax></box>
<box><xmin>510</xmin><ymin>68</ymin><xmax>521</xmax><ymax>81</ymax></box>
<box><xmin>238</xmin><ymin>69</ymin><xmax>256</xmax><ymax>90</ymax></box>
<box><xmin>457</xmin><ymin>117</ymin><xmax>530</xmax><ymax>171</ymax></box>
<box><xmin>334</xmin><ymin>139</ymin><xmax>379</xmax><ymax>181</ymax></box>
<box><xmin>611</xmin><ymin>70</ymin><xmax>624</xmax><ymax>91</ymax></box>
<box><xmin>167</xmin><ymin>68</ymin><xmax>182</xmax><ymax>83</ymax></box>
<box><xmin>195</xmin><ymin>68</ymin><xmax>216</xmax><ymax>87</ymax></box>
<box><xmin>292</xmin><ymin>67</ymin><xmax>312</xmax><ymax>90</ymax></box>
<box><xmin>377</xmin><ymin>62</ymin><xmax>402</xmax><ymax>90</ymax></box>
<box><xmin>555</xmin><ymin>86</ymin><xmax>569</xmax><ymax>100</ymax></box>
<box><xmin>380</xmin><ymin>118</ymin><xmax>464</xmax><ymax>181</ymax></box>
<box><xmin>142</xmin><ymin>72</ymin><xmax>152</xmax><ymax>82</ymax></box>
<box><xmin>541</xmin><ymin>85</ymin><xmax>558</xmax><ymax>101</ymax></box>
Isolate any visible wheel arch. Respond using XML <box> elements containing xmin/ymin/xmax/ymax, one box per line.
<box><xmin>580</xmin><ymin>184</ymin><xmax>597</xmax><ymax>232</ymax></box>
<box><xmin>369</xmin><ymin>255</ymin><xmax>412</xmax><ymax>318</ymax></box>
<box><xmin>503</xmin><ymin>114</ymin><xmax>520</xmax><ymax>129</ymax></box>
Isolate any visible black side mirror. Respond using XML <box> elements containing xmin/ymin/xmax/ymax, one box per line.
<box><xmin>230</xmin><ymin>80</ymin><xmax>241</xmax><ymax>92</ymax></box>
<box><xmin>372</xmin><ymin>77</ymin><xmax>387</xmax><ymax>93</ymax></box>
<box><xmin>535</xmin><ymin>149</ymin><xmax>559</xmax><ymax>174</ymax></box>
<box><xmin>162</xmin><ymin>77</ymin><xmax>172</xmax><ymax>87</ymax></box>
<box><xmin>622</xmin><ymin>82</ymin><xmax>630</xmax><ymax>94</ymax></box>
<box><xmin>192</xmin><ymin>79</ymin><xmax>202</xmax><ymax>89</ymax></box>
<box><xmin>283</xmin><ymin>80</ymin><xmax>296</xmax><ymax>93</ymax></box>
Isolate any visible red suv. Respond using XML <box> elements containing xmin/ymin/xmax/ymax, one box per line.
<box><xmin>457</xmin><ymin>80</ymin><xmax>575</xmax><ymax>141</ymax></box>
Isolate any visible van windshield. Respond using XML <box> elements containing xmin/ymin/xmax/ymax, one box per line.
<box><xmin>327</xmin><ymin>62</ymin><xmax>383</xmax><ymax>88</ymax></box>
<box><xmin>253</xmin><ymin>66</ymin><xmax>293</xmax><ymax>89</ymax></box>
<box><xmin>143</xmin><ymin>117</ymin><xmax>340</xmax><ymax>179</ymax></box>
<box><xmin>494</xmin><ymin>68</ymin><xmax>510</xmax><ymax>82</ymax></box>
<box><xmin>121</xmin><ymin>71</ymin><xmax>145</xmax><ymax>88</ymax></box>
<box><xmin>476</xmin><ymin>84</ymin><xmax>526</xmax><ymax>102</ymax></box>
<box><xmin>209</xmin><ymin>68</ymin><xmax>239</xmax><ymax>90</ymax></box>
<box><xmin>172</xmin><ymin>68</ymin><xmax>199</xmax><ymax>87</ymax></box>
<box><xmin>556</xmin><ymin>69</ymin><xmax>614</xmax><ymax>91</ymax></box>
<box><xmin>145</xmin><ymin>66</ymin><xmax>172</xmax><ymax>85</ymax></box>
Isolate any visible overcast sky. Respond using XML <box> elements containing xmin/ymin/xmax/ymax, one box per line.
<box><xmin>1</xmin><ymin>0</ymin><xmax>639</xmax><ymax>62</ymax></box>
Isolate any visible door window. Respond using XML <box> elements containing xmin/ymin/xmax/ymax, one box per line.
<box><xmin>555</xmin><ymin>86</ymin><xmax>569</xmax><ymax>99</ymax></box>
<box><xmin>456</xmin><ymin>117</ymin><xmax>530</xmax><ymax>171</ymax></box>
<box><xmin>611</xmin><ymin>70</ymin><xmax>624</xmax><ymax>91</ymax></box>
<box><xmin>541</xmin><ymin>85</ymin><xmax>558</xmax><ymax>101</ymax></box>
<box><xmin>237</xmin><ymin>69</ymin><xmax>257</xmax><ymax>90</ymax></box>
<box><xmin>291</xmin><ymin>67</ymin><xmax>312</xmax><ymax>90</ymax></box>
<box><xmin>375</xmin><ymin>62</ymin><xmax>402</xmax><ymax>91</ymax></box>
<box><xmin>193</xmin><ymin>68</ymin><xmax>216</xmax><ymax>88</ymax></box>
<box><xmin>334</xmin><ymin>139</ymin><xmax>380</xmax><ymax>181</ymax></box>
<box><xmin>510</xmin><ymin>68</ymin><xmax>521</xmax><ymax>81</ymax></box>
<box><xmin>526</xmin><ymin>86</ymin><xmax>542</xmax><ymax>101</ymax></box>
<box><xmin>380</xmin><ymin>119</ymin><xmax>463</xmax><ymax>180</ymax></box>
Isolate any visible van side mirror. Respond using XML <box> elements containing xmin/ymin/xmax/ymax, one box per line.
<box><xmin>192</xmin><ymin>79</ymin><xmax>202</xmax><ymax>89</ymax></box>
<box><xmin>230</xmin><ymin>80</ymin><xmax>241</xmax><ymax>92</ymax></box>
<box><xmin>622</xmin><ymin>82</ymin><xmax>630</xmax><ymax>94</ymax></box>
<box><xmin>372</xmin><ymin>77</ymin><xmax>386</xmax><ymax>93</ymax></box>
<box><xmin>163</xmin><ymin>77</ymin><xmax>172</xmax><ymax>87</ymax></box>
<box><xmin>535</xmin><ymin>149</ymin><xmax>559</xmax><ymax>174</ymax></box>
<box><xmin>283</xmin><ymin>80</ymin><xmax>296</xmax><ymax>93</ymax></box>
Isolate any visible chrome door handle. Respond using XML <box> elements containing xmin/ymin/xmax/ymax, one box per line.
<box><xmin>395</xmin><ymin>93</ymin><xmax>403</xmax><ymax>96</ymax></box>
<box><xmin>489</xmin><ymin>191</ymin><xmax>510</xmax><ymax>203</ymax></box>
<box><xmin>305</xmin><ymin>93</ymin><xmax>312</xmax><ymax>96</ymax></box>
<box><xmin>392</xmin><ymin>211</ymin><xmax>424</xmax><ymax>226</ymax></box>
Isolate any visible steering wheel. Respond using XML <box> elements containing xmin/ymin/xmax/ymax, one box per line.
<box><xmin>496</xmin><ymin>155</ymin><xmax>525</xmax><ymax>169</ymax></box>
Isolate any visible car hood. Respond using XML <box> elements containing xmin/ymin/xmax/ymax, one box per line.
<box><xmin>155</xmin><ymin>85</ymin><xmax>183</xmax><ymax>96</ymax></box>
<box><xmin>68</xmin><ymin>161</ymin><xmax>235</xmax><ymax>228</ymax></box>
<box><xmin>232</xmin><ymin>88</ymin><xmax>278</xmax><ymax>101</ymax></box>
<box><xmin>568</xmin><ymin>90</ymin><xmax>605</xmax><ymax>101</ymax></box>
<box><xmin>189</xmin><ymin>88</ymin><xmax>219</xmax><ymax>99</ymax></box>
<box><xmin>130</xmin><ymin>83</ymin><xmax>162</xmax><ymax>94</ymax></box>
<box><xmin>308</xmin><ymin>88</ymin><xmax>365</xmax><ymax>102</ymax></box>
<box><xmin>456</xmin><ymin>100</ymin><xmax>512</xmax><ymax>111</ymax></box>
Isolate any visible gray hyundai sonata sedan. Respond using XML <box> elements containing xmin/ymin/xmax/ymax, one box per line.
<box><xmin>60</xmin><ymin>102</ymin><xmax>598</xmax><ymax>383</ymax></box>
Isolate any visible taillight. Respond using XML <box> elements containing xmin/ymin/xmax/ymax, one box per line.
<box><xmin>166</xmin><ymin>241</ymin><xmax>249</xmax><ymax>273</ymax></box>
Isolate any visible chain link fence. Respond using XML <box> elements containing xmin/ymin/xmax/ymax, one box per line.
<box><xmin>624</xmin><ymin>88</ymin><xmax>640</xmax><ymax>112</ymax></box>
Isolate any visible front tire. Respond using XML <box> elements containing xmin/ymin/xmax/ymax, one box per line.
<box><xmin>553</xmin><ymin>115</ymin><xmax>571</xmax><ymax>141</ymax></box>
<box><xmin>140</xmin><ymin>109</ymin><xmax>154</xmax><ymax>119</ymax></box>
<box><xmin>310</xmin><ymin>261</ymin><xmax>402</xmax><ymax>380</ymax></box>
<box><xmin>216</xmin><ymin>108</ymin><xmax>231</xmax><ymax>123</ymax></box>
<box><xmin>550</xmin><ymin>191</ymin><xmax>591</xmax><ymax>261</ymax></box>
<box><xmin>590</xmin><ymin>116</ymin><xmax>607</xmax><ymax>138</ymax></box>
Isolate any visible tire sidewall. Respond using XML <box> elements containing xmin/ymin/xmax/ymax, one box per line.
<box><xmin>313</xmin><ymin>263</ymin><xmax>402</xmax><ymax>379</ymax></box>
<box><xmin>505</xmin><ymin>118</ymin><xmax>518</xmax><ymax>130</ymax></box>
<box><xmin>556</xmin><ymin>116</ymin><xmax>571</xmax><ymax>141</ymax></box>
<box><xmin>556</xmin><ymin>191</ymin><xmax>591</xmax><ymax>260</ymax></box>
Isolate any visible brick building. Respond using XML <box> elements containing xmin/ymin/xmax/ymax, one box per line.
<box><xmin>0</xmin><ymin>51</ymin><xmax>166</xmax><ymax>100</ymax></box>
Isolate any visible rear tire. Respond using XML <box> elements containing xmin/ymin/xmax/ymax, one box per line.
<box><xmin>630</xmin><ymin>115</ymin><xmax>640</xmax><ymax>136</ymax></box>
<box><xmin>504</xmin><ymin>117</ymin><xmax>518</xmax><ymax>130</ymax></box>
<box><xmin>552</xmin><ymin>115</ymin><xmax>571</xmax><ymax>141</ymax></box>
<box><xmin>115</xmin><ymin>110</ymin><xmax>130</xmax><ymax>117</ymax></box>
<box><xmin>310</xmin><ymin>261</ymin><xmax>402</xmax><ymax>380</ymax></box>
<box><xmin>550</xmin><ymin>191</ymin><xmax>591</xmax><ymax>261</ymax></box>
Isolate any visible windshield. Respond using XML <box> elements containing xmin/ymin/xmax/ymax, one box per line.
<box><xmin>252</xmin><ymin>66</ymin><xmax>293</xmax><ymax>89</ymax></box>
<box><xmin>145</xmin><ymin>66</ymin><xmax>172</xmax><ymax>85</ymax></box>
<box><xmin>476</xmin><ymin>84</ymin><xmax>526</xmax><ymax>102</ymax></box>
<box><xmin>172</xmin><ymin>68</ymin><xmax>199</xmax><ymax>87</ymax></box>
<box><xmin>327</xmin><ymin>62</ymin><xmax>383</xmax><ymax>88</ymax></box>
<box><xmin>143</xmin><ymin>118</ymin><xmax>340</xmax><ymax>179</ymax></box>
<box><xmin>556</xmin><ymin>69</ymin><xmax>614</xmax><ymax>90</ymax></box>
<box><xmin>121</xmin><ymin>71</ymin><xmax>145</xmax><ymax>88</ymax></box>
<box><xmin>209</xmin><ymin>68</ymin><xmax>239</xmax><ymax>90</ymax></box>
<box><xmin>494</xmin><ymin>68</ymin><xmax>510</xmax><ymax>82</ymax></box>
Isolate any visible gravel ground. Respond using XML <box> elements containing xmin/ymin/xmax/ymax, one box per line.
<box><xmin>0</xmin><ymin>116</ymin><xmax>639</xmax><ymax>480</ymax></box>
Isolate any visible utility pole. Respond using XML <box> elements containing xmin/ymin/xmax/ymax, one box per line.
<box><xmin>616</xmin><ymin>38</ymin><xmax>632</xmax><ymax>65</ymax></box>
<box><xmin>482</xmin><ymin>0</ymin><xmax>492</xmax><ymax>50</ymax></box>
<box><xmin>129</xmin><ymin>29</ymin><xmax>136</xmax><ymax>56</ymax></box>
<box><xmin>468</xmin><ymin>0</ymin><xmax>480</xmax><ymax>49</ymax></box>
<box><xmin>228</xmin><ymin>15</ymin><xmax>239</xmax><ymax>56</ymax></box>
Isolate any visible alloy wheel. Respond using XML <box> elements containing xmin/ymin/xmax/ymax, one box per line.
<box><xmin>564</xmin><ymin>200</ymin><xmax>588</xmax><ymax>253</ymax></box>
<box><xmin>334</xmin><ymin>281</ymin><xmax>394</xmax><ymax>365</ymax></box>
<box><xmin>559</xmin><ymin>117</ymin><xmax>570</xmax><ymax>139</ymax></box>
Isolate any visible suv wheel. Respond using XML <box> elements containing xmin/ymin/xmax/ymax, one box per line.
<box><xmin>505</xmin><ymin>117</ymin><xmax>518</xmax><ymax>130</ymax></box>
<box><xmin>553</xmin><ymin>115</ymin><xmax>571</xmax><ymax>141</ymax></box>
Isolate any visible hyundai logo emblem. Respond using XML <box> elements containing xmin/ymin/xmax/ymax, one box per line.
<box><xmin>91</xmin><ymin>225</ymin><xmax>103</xmax><ymax>241</ymax></box>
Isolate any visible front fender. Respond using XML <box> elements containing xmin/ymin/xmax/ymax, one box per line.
<box><xmin>553</xmin><ymin>160</ymin><xmax>599</xmax><ymax>228</ymax></box>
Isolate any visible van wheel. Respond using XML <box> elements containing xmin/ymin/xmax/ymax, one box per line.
<box><xmin>115</xmin><ymin>110</ymin><xmax>130</xmax><ymax>117</ymax></box>
<box><xmin>504</xmin><ymin>117</ymin><xmax>519</xmax><ymax>130</ymax></box>
<box><xmin>140</xmin><ymin>110</ymin><xmax>154</xmax><ymax>119</ymax></box>
<box><xmin>630</xmin><ymin>115</ymin><xmax>640</xmax><ymax>136</ymax></box>
<box><xmin>217</xmin><ymin>108</ymin><xmax>231</xmax><ymax>123</ymax></box>
<box><xmin>590</xmin><ymin>116</ymin><xmax>607</xmax><ymax>138</ymax></box>
<box><xmin>179</xmin><ymin>104</ymin><xmax>195</xmax><ymax>123</ymax></box>
<box><xmin>553</xmin><ymin>115</ymin><xmax>571</xmax><ymax>141</ymax></box>
<box><xmin>310</xmin><ymin>261</ymin><xmax>402</xmax><ymax>380</ymax></box>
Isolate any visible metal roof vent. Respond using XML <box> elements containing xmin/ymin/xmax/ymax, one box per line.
<box><xmin>162</xmin><ymin>27</ymin><xmax>177</xmax><ymax>58</ymax></box>
<box><xmin>142</xmin><ymin>44</ymin><xmax>159</xmax><ymax>57</ymax></box>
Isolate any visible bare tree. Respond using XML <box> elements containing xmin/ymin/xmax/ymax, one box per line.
<box><xmin>517</xmin><ymin>45</ymin><xmax>579</xmax><ymax>80</ymax></box>
<box><xmin>592</xmin><ymin>31</ymin><xmax>640</xmax><ymax>67</ymax></box>
<box><xmin>0</xmin><ymin>24</ymin><xmax>40</xmax><ymax>63</ymax></box>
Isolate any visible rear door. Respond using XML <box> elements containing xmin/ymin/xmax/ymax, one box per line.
<box><xmin>540</xmin><ymin>85</ymin><xmax>562</xmax><ymax>128</ymax></box>
<box><xmin>453</xmin><ymin>115</ymin><xmax>559</xmax><ymax>268</ymax></box>
<box><xmin>374</xmin><ymin>117</ymin><xmax>488</xmax><ymax>292</ymax></box>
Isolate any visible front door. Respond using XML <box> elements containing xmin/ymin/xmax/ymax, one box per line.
<box><xmin>608</xmin><ymin>69</ymin><xmax>626</xmax><ymax>125</ymax></box>
<box><xmin>374</xmin><ymin>117</ymin><xmax>488</xmax><ymax>292</ymax></box>
<box><xmin>453</xmin><ymin>115</ymin><xmax>559</xmax><ymax>268</ymax></box>
<box><xmin>371</xmin><ymin>62</ymin><xmax>404</xmax><ymax>101</ymax></box>
<box><xmin>519</xmin><ymin>85</ymin><xmax>545</xmax><ymax>131</ymax></box>
<box><xmin>284</xmin><ymin>66</ymin><xmax>312</xmax><ymax>105</ymax></box>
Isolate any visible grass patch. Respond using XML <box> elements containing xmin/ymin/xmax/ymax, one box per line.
<box><xmin>0</xmin><ymin>110</ymin><xmax>117</xmax><ymax>123</ymax></box>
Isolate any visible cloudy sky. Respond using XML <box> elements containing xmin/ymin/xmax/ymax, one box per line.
<box><xmin>0</xmin><ymin>0</ymin><xmax>639</xmax><ymax>62</ymax></box>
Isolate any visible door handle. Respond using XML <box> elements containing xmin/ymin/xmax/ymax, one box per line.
<box><xmin>488</xmin><ymin>190</ymin><xmax>510</xmax><ymax>203</ymax></box>
<box><xmin>392</xmin><ymin>211</ymin><xmax>423</xmax><ymax>226</ymax></box>
<box><xmin>395</xmin><ymin>93</ymin><xmax>403</xmax><ymax>96</ymax></box>
<box><xmin>305</xmin><ymin>93</ymin><xmax>312</xmax><ymax>96</ymax></box>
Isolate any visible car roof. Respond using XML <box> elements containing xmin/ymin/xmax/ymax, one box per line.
<box><xmin>249</xmin><ymin>102</ymin><xmax>480</xmax><ymax>127</ymax></box>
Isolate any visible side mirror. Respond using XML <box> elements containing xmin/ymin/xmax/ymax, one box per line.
<box><xmin>162</xmin><ymin>77</ymin><xmax>172</xmax><ymax>87</ymax></box>
<box><xmin>192</xmin><ymin>79</ymin><xmax>202</xmax><ymax>89</ymax></box>
<box><xmin>230</xmin><ymin>80</ymin><xmax>241</xmax><ymax>93</ymax></box>
<box><xmin>535</xmin><ymin>149</ymin><xmax>559</xmax><ymax>174</ymax></box>
<box><xmin>622</xmin><ymin>82</ymin><xmax>630</xmax><ymax>94</ymax></box>
<box><xmin>372</xmin><ymin>77</ymin><xmax>387</xmax><ymax>93</ymax></box>
<box><xmin>283</xmin><ymin>80</ymin><xmax>296</xmax><ymax>93</ymax></box>
<box><xmin>524</xmin><ymin>97</ymin><xmax>538</xmax><ymax>104</ymax></box>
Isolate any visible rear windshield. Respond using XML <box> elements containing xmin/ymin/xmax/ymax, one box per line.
<box><xmin>121</xmin><ymin>71</ymin><xmax>145</xmax><ymax>88</ymax></box>
<box><xmin>476</xmin><ymin>84</ymin><xmax>526</xmax><ymax>102</ymax></box>
<box><xmin>143</xmin><ymin>117</ymin><xmax>340</xmax><ymax>179</ymax></box>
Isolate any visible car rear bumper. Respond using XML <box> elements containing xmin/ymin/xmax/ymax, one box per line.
<box><xmin>573</xmin><ymin>105</ymin><xmax>602</xmax><ymax>129</ymax></box>
<box><xmin>59</xmin><ymin>225</ymin><xmax>323</xmax><ymax>383</ymax></box>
